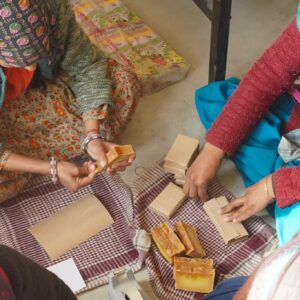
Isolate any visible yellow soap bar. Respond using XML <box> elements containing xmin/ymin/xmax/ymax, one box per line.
<box><xmin>173</xmin><ymin>257</ymin><xmax>215</xmax><ymax>294</ymax></box>
<box><xmin>175</xmin><ymin>221</ymin><xmax>206</xmax><ymax>258</ymax></box>
<box><xmin>151</xmin><ymin>223</ymin><xmax>185</xmax><ymax>264</ymax></box>
<box><xmin>95</xmin><ymin>145</ymin><xmax>135</xmax><ymax>173</ymax></box>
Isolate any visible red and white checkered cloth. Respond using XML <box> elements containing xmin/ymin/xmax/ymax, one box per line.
<box><xmin>0</xmin><ymin>164</ymin><xmax>277</xmax><ymax>298</ymax></box>
<box><xmin>0</xmin><ymin>172</ymin><xmax>142</xmax><ymax>293</ymax></box>
<box><xmin>131</xmin><ymin>165</ymin><xmax>277</xmax><ymax>300</ymax></box>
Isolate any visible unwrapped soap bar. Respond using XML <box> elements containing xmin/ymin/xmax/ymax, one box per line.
<box><xmin>151</xmin><ymin>223</ymin><xmax>185</xmax><ymax>264</ymax></box>
<box><xmin>95</xmin><ymin>145</ymin><xmax>135</xmax><ymax>173</ymax></box>
<box><xmin>173</xmin><ymin>257</ymin><xmax>215</xmax><ymax>294</ymax></box>
<box><xmin>175</xmin><ymin>221</ymin><xmax>206</xmax><ymax>258</ymax></box>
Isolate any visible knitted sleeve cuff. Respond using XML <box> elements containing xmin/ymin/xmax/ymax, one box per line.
<box><xmin>273</xmin><ymin>166</ymin><xmax>300</xmax><ymax>208</ymax></box>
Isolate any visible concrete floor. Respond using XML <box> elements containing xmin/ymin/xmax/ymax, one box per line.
<box><xmin>78</xmin><ymin>0</ymin><xmax>297</xmax><ymax>299</ymax></box>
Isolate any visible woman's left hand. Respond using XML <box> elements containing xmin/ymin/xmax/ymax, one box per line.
<box><xmin>218</xmin><ymin>175</ymin><xmax>275</xmax><ymax>223</ymax></box>
<box><xmin>87</xmin><ymin>138</ymin><xmax>135</xmax><ymax>175</ymax></box>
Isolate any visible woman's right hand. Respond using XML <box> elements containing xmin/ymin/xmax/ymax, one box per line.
<box><xmin>57</xmin><ymin>161</ymin><xmax>96</xmax><ymax>192</ymax></box>
<box><xmin>183</xmin><ymin>142</ymin><xmax>225</xmax><ymax>201</ymax></box>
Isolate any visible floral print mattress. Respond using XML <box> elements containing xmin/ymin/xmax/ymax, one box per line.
<box><xmin>70</xmin><ymin>0</ymin><xmax>190</xmax><ymax>95</ymax></box>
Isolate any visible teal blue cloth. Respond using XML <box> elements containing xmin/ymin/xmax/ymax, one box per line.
<box><xmin>195</xmin><ymin>78</ymin><xmax>300</xmax><ymax>245</ymax></box>
<box><xmin>0</xmin><ymin>69</ymin><xmax>6</xmax><ymax>108</ymax></box>
<box><xmin>297</xmin><ymin>3</ymin><xmax>300</xmax><ymax>31</ymax></box>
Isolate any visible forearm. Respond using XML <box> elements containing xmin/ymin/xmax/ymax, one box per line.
<box><xmin>206</xmin><ymin>19</ymin><xmax>300</xmax><ymax>155</ymax></box>
<box><xmin>84</xmin><ymin>119</ymin><xmax>100</xmax><ymax>136</ymax></box>
<box><xmin>3</xmin><ymin>153</ymin><xmax>51</xmax><ymax>176</ymax></box>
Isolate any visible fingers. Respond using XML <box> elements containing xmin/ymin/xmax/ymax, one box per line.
<box><xmin>183</xmin><ymin>179</ymin><xmax>208</xmax><ymax>201</ymax></box>
<box><xmin>187</xmin><ymin>184</ymin><xmax>198</xmax><ymax>199</ymax></box>
<box><xmin>110</xmin><ymin>159</ymin><xmax>132</xmax><ymax>170</ymax></box>
<box><xmin>90</xmin><ymin>141</ymin><xmax>135</xmax><ymax>174</ymax></box>
<box><xmin>128</xmin><ymin>154</ymin><xmax>136</xmax><ymax>163</ymax></box>
<box><xmin>105</xmin><ymin>152</ymin><xmax>134</xmax><ymax>174</ymax></box>
<box><xmin>76</xmin><ymin>164</ymin><xmax>96</xmax><ymax>188</ymax></box>
<box><xmin>218</xmin><ymin>198</ymin><xmax>245</xmax><ymax>215</ymax></box>
<box><xmin>223</xmin><ymin>208</ymin><xmax>249</xmax><ymax>223</ymax></box>
<box><xmin>77</xmin><ymin>173</ymin><xmax>95</xmax><ymax>188</ymax></box>
<box><xmin>217</xmin><ymin>197</ymin><xmax>251</xmax><ymax>223</ymax></box>
<box><xmin>79</xmin><ymin>161</ymin><xmax>95</xmax><ymax>176</ymax></box>
<box><xmin>197</xmin><ymin>185</ymin><xmax>208</xmax><ymax>202</ymax></box>
<box><xmin>96</xmin><ymin>143</ymin><xmax>108</xmax><ymax>168</ymax></box>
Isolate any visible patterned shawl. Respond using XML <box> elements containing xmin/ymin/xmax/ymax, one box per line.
<box><xmin>0</xmin><ymin>0</ymin><xmax>63</xmax><ymax>67</ymax></box>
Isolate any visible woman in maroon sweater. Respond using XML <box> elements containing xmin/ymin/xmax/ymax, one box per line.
<box><xmin>184</xmin><ymin>15</ymin><xmax>300</xmax><ymax>245</ymax></box>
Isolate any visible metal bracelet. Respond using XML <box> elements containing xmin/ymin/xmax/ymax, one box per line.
<box><xmin>0</xmin><ymin>150</ymin><xmax>11</xmax><ymax>172</ymax></box>
<box><xmin>50</xmin><ymin>156</ymin><xmax>58</xmax><ymax>184</ymax></box>
<box><xmin>81</xmin><ymin>133</ymin><xmax>106</xmax><ymax>154</ymax></box>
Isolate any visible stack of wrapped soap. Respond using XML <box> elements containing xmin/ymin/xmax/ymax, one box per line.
<box><xmin>150</xmin><ymin>222</ymin><xmax>215</xmax><ymax>294</ymax></box>
<box><xmin>163</xmin><ymin>134</ymin><xmax>199</xmax><ymax>186</ymax></box>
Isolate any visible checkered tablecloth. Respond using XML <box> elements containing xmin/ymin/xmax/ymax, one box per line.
<box><xmin>0</xmin><ymin>172</ymin><xmax>140</xmax><ymax>293</ymax></box>
<box><xmin>131</xmin><ymin>165</ymin><xmax>277</xmax><ymax>300</ymax></box>
<box><xmin>0</xmin><ymin>164</ymin><xmax>277</xmax><ymax>298</ymax></box>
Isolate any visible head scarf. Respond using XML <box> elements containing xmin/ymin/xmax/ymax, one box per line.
<box><xmin>0</xmin><ymin>0</ymin><xmax>63</xmax><ymax>67</ymax></box>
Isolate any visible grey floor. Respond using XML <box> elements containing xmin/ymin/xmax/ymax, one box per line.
<box><xmin>78</xmin><ymin>0</ymin><xmax>297</xmax><ymax>299</ymax></box>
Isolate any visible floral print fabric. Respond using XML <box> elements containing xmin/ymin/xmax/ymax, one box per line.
<box><xmin>0</xmin><ymin>58</ymin><xmax>142</xmax><ymax>202</ymax></box>
<box><xmin>0</xmin><ymin>0</ymin><xmax>63</xmax><ymax>67</ymax></box>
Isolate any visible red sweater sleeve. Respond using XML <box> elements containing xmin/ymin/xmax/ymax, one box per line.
<box><xmin>206</xmin><ymin>18</ymin><xmax>300</xmax><ymax>155</ymax></box>
<box><xmin>273</xmin><ymin>167</ymin><xmax>300</xmax><ymax>208</ymax></box>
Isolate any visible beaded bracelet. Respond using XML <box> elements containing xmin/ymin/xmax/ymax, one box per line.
<box><xmin>0</xmin><ymin>150</ymin><xmax>11</xmax><ymax>172</ymax></box>
<box><xmin>50</xmin><ymin>156</ymin><xmax>58</xmax><ymax>184</ymax></box>
<box><xmin>81</xmin><ymin>133</ymin><xmax>106</xmax><ymax>155</ymax></box>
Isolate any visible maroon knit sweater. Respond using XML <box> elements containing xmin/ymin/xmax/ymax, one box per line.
<box><xmin>206</xmin><ymin>18</ymin><xmax>300</xmax><ymax>208</ymax></box>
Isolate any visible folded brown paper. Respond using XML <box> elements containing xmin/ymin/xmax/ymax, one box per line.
<box><xmin>29</xmin><ymin>194</ymin><xmax>114</xmax><ymax>260</ymax></box>
<box><xmin>203</xmin><ymin>197</ymin><xmax>248</xmax><ymax>244</ymax></box>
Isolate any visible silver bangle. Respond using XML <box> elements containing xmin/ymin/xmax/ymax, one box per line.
<box><xmin>50</xmin><ymin>157</ymin><xmax>58</xmax><ymax>184</ymax></box>
<box><xmin>0</xmin><ymin>150</ymin><xmax>11</xmax><ymax>172</ymax></box>
<box><xmin>81</xmin><ymin>133</ymin><xmax>106</xmax><ymax>154</ymax></box>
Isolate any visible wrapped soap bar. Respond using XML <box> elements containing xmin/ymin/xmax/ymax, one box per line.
<box><xmin>149</xmin><ymin>183</ymin><xmax>187</xmax><ymax>219</ymax></box>
<box><xmin>203</xmin><ymin>197</ymin><xmax>248</xmax><ymax>244</ymax></box>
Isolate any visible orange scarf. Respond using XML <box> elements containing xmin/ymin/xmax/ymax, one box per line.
<box><xmin>3</xmin><ymin>68</ymin><xmax>35</xmax><ymax>107</ymax></box>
